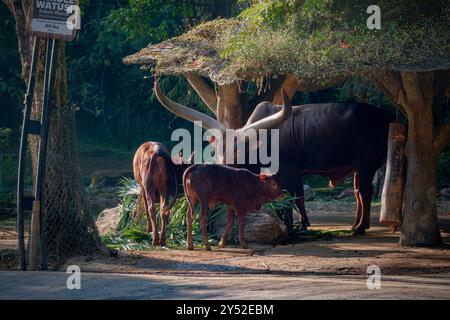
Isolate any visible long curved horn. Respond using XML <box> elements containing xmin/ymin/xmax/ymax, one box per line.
<box><xmin>238</xmin><ymin>89</ymin><xmax>292</xmax><ymax>133</ymax></box>
<box><xmin>154</xmin><ymin>81</ymin><xmax>226</xmax><ymax>132</ymax></box>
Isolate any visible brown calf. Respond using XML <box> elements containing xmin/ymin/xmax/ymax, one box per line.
<box><xmin>183</xmin><ymin>164</ymin><xmax>284</xmax><ymax>250</ymax></box>
<box><xmin>133</xmin><ymin>142</ymin><xmax>191</xmax><ymax>246</ymax></box>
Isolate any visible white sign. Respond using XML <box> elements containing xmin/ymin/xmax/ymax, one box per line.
<box><xmin>28</xmin><ymin>0</ymin><xmax>80</xmax><ymax>40</ymax></box>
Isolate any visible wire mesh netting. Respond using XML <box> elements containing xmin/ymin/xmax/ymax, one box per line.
<box><xmin>28</xmin><ymin>103</ymin><xmax>105</xmax><ymax>268</ymax></box>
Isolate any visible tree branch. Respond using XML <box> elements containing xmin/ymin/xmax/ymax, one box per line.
<box><xmin>186</xmin><ymin>73</ymin><xmax>217</xmax><ymax>114</ymax></box>
<box><xmin>251</xmin><ymin>75</ymin><xmax>286</xmax><ymax>105</ymax></box>
<box><xmin>2</xmin><ymin>0</ymin><xmax>13</xmax><ymax>11</ymax></box>
<box><xmin>217</xmin><ymin>83</ymin><xmax>243</xmax><ymax>129</ymax></box>
<box><xmin>434</xmin><ymin>120</ymin><xmax>450</xmax><ymax>155</ymax></box>
<box><xmin>272</xmin><ymin>74</ymin><xmax>298</xmax><ymax>104</ymax></box>
<box><xmin>369</xmin><ymin>70</ymin><xmax>408</xmax><ymax>116</ymax></box>
<box><xmin>400</xmin><ymin>71</ymin><xmax>427</xmax><ymax>110</ymax></box>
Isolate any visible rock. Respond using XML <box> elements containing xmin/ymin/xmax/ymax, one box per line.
<box><xmin>90</xmin><ymin>169</ymin><xmax>133</xmax><ymax>189</ymax></box>
<box><xmin>0</xmin><ymin>249</ymin><xmax>17</xmax><ymax>262</ymax></box>
<box><xmin>96</xmin><ymin>206</ymin><xmax>122</xmax><ymax>236</ymax></box>
<box><xmin>211</xmin><ymin>209</ymin><xmax>287</xmax><ymax>245</ymax></box>
<box><xmin>440</xmin><ymin>188</ymin><xmax>450</xmax><ymax>199</ymax></box>
<box><xmin>336</xmin><ymin>188</ymin><xmax>354</xmax><ymax>199</ymax></box>
<box><xmin>244</xmin><ymin>211</ymin><xmax>288</xmax><ymax>244</ymax></box>
<box><xmin>87</xmin><ymin>187</ymin><xmax>121</xmax><ymax>215</ymax></box>
<box><xmin>303</xmin><ymin>184</ymin><xmax>315</xmax><ymax>201</ymax></box>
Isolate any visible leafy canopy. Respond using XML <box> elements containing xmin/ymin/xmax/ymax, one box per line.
<box><xmin>221</xmin><ymin>0</ymin><xmax>450</xmax><ymax>81</ymax></box>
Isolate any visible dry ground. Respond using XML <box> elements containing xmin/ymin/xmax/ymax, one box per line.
<box><xmin>1</xmin><ymin>201</ymin><xmax>450</xmax><ymax>299</ymax></box>
<box><xmin>1</xmin><ymin>200</ymin><xmax>449</xmax><ymax>276</ymax></box>
<box><xmin>59</xmin><ymin>200</ymin><xmax>450</xmax><ymax>277</ymax></box>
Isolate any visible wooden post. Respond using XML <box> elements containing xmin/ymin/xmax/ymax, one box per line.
<box><xmin>380</xmin><ymin>122</ymin><xmax>407</xmax><ymax>229</ymax></box>
<box><xmin>28</xmin><ymin>200</ymin><xmax>40</xmax><ymax>270</ymax></box>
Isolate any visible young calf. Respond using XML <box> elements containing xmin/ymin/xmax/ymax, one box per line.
<box><xmin>183</xmin><ymin>164</ymin><xmax>284</xmax><ymax>250</ymax></box>
<box><xmin>133</xmin><ymin>142</ymin><xmax>192</xmax><ymax>246</ymax></box>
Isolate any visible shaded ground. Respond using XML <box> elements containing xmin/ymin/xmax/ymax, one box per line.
<box><xmin>1</xmin><ymin>201</ymin><xmax>449</xmax><ymax>299</ymax></box>
<box><xmin>59</xmin><ymin>203</ymin><xmax>450</xmax><ymax>277</ymax></box>
<box><xmin>1</xmin><ymin>271</ymin><xmax>450</xmax><ymax>299</ymax></box>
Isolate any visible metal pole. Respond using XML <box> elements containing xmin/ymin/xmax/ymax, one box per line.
<box><xmin>28</xmin><ymin>39</ymin><xmax>52</xmax><ymax>271</ymax></box>
<box><xmin>17</xmin><ymin>36</ymin><xmax>38</xmax><ymax>271</ymax></box>
<box><xmin>29</xmin><ymin>38</ymin><xmax>56</xmax><ymax>270</ymax></box>
<box><xmin>38</xmin><ymin>39</ymin><xmax>58</xmax><ymax>271</ymax></box>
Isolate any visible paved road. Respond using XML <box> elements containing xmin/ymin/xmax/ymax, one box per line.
<box><xmin>1</xmin><ymin>271</ymin><xmax>450</xmax><ymax>299</ymax></box>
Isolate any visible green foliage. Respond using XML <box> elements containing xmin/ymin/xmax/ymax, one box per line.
<box><xmin>238</xmin><ymin>0</ymin><xmax>300</xmax><ymax>28</ymax></box>
<box><xmin>105</xmin><ymin>177</ymin><xmax>307</xmax><ymax>251</ymax></box>
<box><xmin>0</xmin><ymin>9</ymin><xmax>23</xmax><ymax>106</ymax></box>
<box><xmin>291</xmin><ymin>228</ymin><xmax>353</xmax><ymax>241</ymax></box>
<box><xmin>101</xmin><ymin>227</ymin><xmax>153</xmax><ymax>251</ymax></box>
<box><xmin>105</xmin><ymin>177</ymin><xmax>223</xmax><ymax>250</ymax></box>
<box><xmin>66</xmin><ymin>0</ymin><xmax>235</xmax><ymax>150</ymax></box>
<box><xmin>0</xmin><ymin>128</ymin><xmax>11</xmax><ymax>150</ymax></box>
<box><xmin>263</xmin><ymin>192</ymin><xmax>298</xmax><ymax>215</ymax></box>
<box><xmin>222</xmin><ymin>0</ymin><xmax>450</xmax><ymax>81</ymax></box>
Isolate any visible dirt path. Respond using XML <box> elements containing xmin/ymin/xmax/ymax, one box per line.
<box><xmin>61</xmin><ymin>207</ymin><xmax>450</xmax><ymax>277</ymax></box>
<box><xmin>1</xmin><ymin>201</ymin><xmax>449</xmax><ymax>299</ymax></box>
<box><xmin>1</xmin><ymin>271</ymin><xmax>450</xmax><ymax>299</ymax></box>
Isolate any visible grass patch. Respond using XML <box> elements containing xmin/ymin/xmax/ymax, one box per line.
<box><xmin>290</xmin><ymin>227</ymin><xmax>353</xmax><ymax>242</ymax></box>
<box><xmin>103</xmin><ymin>178</ymin><xmax>301</xmax><ymax>251</ymax></box>
<box><xmin>102</xmin><ymin>177</ymin><xmax>226</xmax><ymax>251</ymax></box>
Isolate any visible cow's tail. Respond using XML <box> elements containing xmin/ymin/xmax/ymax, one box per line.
<box><xmin>145</xmin><ymin>149</ymin><xmax>159</xmax><ymax>196</ymax></box>
<box><xmin>154</xmin><ymin>147</ymin><xmax>178</xmax><ymax>209</ymax></box>
<box><xmin>182</xmin><ymin>165</ymin><xmax>197</xmax><ymax>218</ymax></box>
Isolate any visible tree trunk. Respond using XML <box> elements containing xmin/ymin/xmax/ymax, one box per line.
<box><xmin>400</xmin><ymin>113</ymin><xmax>442</xmax><ymax>246</ymax></box>
<box><xmin>5</xmin><ymin>1</ymin><xmax>105</xmax><ymax>266</ymax></box>
<box><xmin>217</xmin><ymin>84</ymin><xmax>243</xmax><ymax>129</ymax></box>
<box><xmin>371</xmin><ymin>70</ymin><xmax>446</xmax><ymax>247</ymax></box>
<box><xmin>272</xmin><ymin>75</ymin><xmax>298</xmax><ymax>104</ymax></box>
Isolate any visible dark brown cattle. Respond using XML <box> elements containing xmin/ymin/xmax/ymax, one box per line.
<box><xmin>155</xmin><ymin>82</ymin><xmax>393</xmax><ymax>235</ymax></box>
<box><xmin>183</xmin><ymin>164</ymin><xmax>283</xmax><ymax>250</ymax></box>
<box><xmin>133</xmin><ymin>142</ymin><xmax>192</xmax><ymax>246</ymax></box>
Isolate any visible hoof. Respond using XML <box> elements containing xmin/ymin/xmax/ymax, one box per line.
<box><xmin>152</xmin><ymin>239</ymin><xmax>160</xmax><ymax>246</ymax></box>
<box><xmin>299</xmin><ymin>224</ymin><xmax>308</xmax><ymax>231</ymax></box>
<box><xmin>240</xmin><ymin>243</ymin><xmax>249</xmax><ymax>249</ymax></box>
<box><xmin>218</xmin><ymin>240</ymin><xmax>226</xmax><ymax>248</ymax></box>
<box><xmin>187</xmin><ymin>245</ymin><xmax>194</xmax><ymax>250</ymax></box>
<box><xmin>352</xmin><ymin>227</ymin><xmax>366</xmax><ymax>236</ymax></box>
<box><xmin>205</xmin><ymin>244</ymin><xmax>212</xmax><ymax>251</ymax></box>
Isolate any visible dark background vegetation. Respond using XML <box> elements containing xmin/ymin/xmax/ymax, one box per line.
<box><xmin>1</xmin><ymin>0</ymin><xmax>449</xmax><ymax>209</ymax></box>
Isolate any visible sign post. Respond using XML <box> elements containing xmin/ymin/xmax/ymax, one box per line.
<box><xmin>17</xmin><ymin>0</ymin><xmax>79</xmax><ymax>271</ymax></box>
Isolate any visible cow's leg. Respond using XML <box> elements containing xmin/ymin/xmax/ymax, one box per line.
<box><xmin>218</xmin><ymin>207</ymin><xmax>235</xmax><ymax>248</ymax></box>
<box><xmin>282</xmin><ymin>207</ymin><xmax>294</xmax><ymax>234</ymax></box>
<box><xmin>295</xmin><ymin>179</ymin><xmax>310</xmax><ymax>229</ymax></box>
<box><xmin>141</xmin><ymin>188</ymin><xmax>151</xmax><ymax>234</ymax></box>
<box><xmin>159</xmin><ymin>192</ymin><xmax>170</xmax><ymax>247</ymax></box>
<box><xmin>145</xmin><ymin>190</ymin><xmax>159</xmax><ymax>245</ymax></box>
<box><xmin>186</xmin><ymin>198</ymin><xmax>196</xmax><ymax>250</ymax></box>
<box><xmin>199</xmin><ymin>202</ymin><xmax>211</xmax><ymax>251</ymax></box>
<box><xmin>353</xmin><ymin>171</ymin><xmax>374</xmax><ymax>235</ymax></box>
<box><xmin>352</xmin><ymin>172</ymin><xmax>363</xmax><ymax>232</ymax></box>
<box><xmin>237</xmin><ymin>210</ymin><xmax>248</xmax><ymax>249</ymax></box>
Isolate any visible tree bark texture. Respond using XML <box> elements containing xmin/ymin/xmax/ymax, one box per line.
<box><xmin>380</xmin><ymin>123</ymin><xmax>406</xmax><ymax>228</ymax></box>
<box><xmin>372</xmin><ymin>70</ymin><xmax>449</xmax><ymax>246</ymax></box>
<box><xmin>4</xmin><ymin>0</ymin><xmax>104</xmax><ymax>265</ymax></box>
